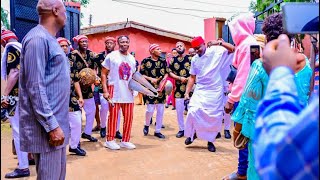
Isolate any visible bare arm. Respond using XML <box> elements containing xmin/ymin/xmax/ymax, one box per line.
<box><xmin>101</xmin><ymin>67</ymin><xmax>110</xmax><ymax>95</ymax></box>
<box><xmin>74</xmin><ymin>82</ymin><xmax>84</xmax><ymax>107</ymax></box>
<box><xmin>221</xmin><ymin>41</ymin><xmax>235</xmax><ymax>53</ymax></box>
<box><xmin>3</xmin><ymin>68</ymin><xmax>19</xmax><ymax>96</ymax></box>
<box><xmin>184</xmin><ymin>74</ymin><xmax>196</xmax><ymax>99</ymax></box>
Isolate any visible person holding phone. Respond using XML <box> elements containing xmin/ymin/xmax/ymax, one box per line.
<box><xmin>225</xmin><ymin>13</ymin><xmax>312</xmax><ymax>180</ymax></box>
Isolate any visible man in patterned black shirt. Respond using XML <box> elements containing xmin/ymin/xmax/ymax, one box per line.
<box><xmin>94</xmin><ymin>36</ymin><xmax>123</xmax><ymax>139</ymax></box>
<box><xmin>58</xmin><ymin>37</ymin><xmax>86</xmax><ymax>156</ymax></box>
<box><xmin>69</xmin><ymin>35</ymin><xmax>98</xmax><ymax>142</ymax></box>
<box><xmin>141</xmin><ymin>44</ymin><xmax>169</xmax><ymax>139</ymax></box>
<box><xmin>1</xmin><ymin>30</ymin><xmax>31</xmax><ymax>178</ymax></box>
<box><xmin>168</xmin><ymin>41</ymin><xmax>192</xmax><ymax>138</ymax></box>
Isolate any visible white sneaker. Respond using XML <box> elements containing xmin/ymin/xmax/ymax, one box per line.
<box><xmin>105</xmin><ymin>140</ymin><xmax>120</xmax><ymax>150</ymax></box>
<box><xmin>119</xmin><ymin>141</ymin><xmax>136</xmax><ymax>149</ymax></box>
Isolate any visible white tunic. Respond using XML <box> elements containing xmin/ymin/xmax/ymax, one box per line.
<box><xmin>185</xmin><ymin>46</ymin><xmax>232</xmax><ymax>142</ymax></box>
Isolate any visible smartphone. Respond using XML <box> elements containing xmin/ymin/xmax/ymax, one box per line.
<box><xmin>250</xmin><ymin>45</ymin><xmax>260</xmax><ymax>65</ymax></box>
<box><xmin>282</xmin><ymin>3</ymin><xmax>319</xmax><ymax>34</ymax></box>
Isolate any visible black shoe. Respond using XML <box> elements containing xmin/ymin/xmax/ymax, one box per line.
<box><xmin>100</xmin><ymin>127</ymin><xmax>106</xmax><ymax>138</ymax></box>
<box><xmin>165</xmin><ymin>104</ymin><xmax>169</xmax><ymax>108</ymax></box>
<box><xmin>185</xmin><ymin>137</ymin><xmax>193</xmax><ymax>145</ymax></box>
<box><xmin>172</xmin><ymin>107</ymin><xmax>176</xmax><ymax>110</ymax></box>
<box><xmin>207</xmin><ymin>142</ymin><xmax>216</xmax><ymax>152</ymax></box>
<box><xmin>69</xmin><ymin>147</ymin><xmax>86</xmax><ymax>156</ymax></box>
<box><xmin>28</xmin><ymin>159</ymin><xmax>35</xmax><ymax>165</ymax></box>
<box><xmin>176</xmin><ymin>130</ymin><xmax>184</xmax><ymax>138</ymax></box>
<box><xmin>154</xmin><ymin>132</ymin><xmax>165</xmax><ymax>139</ymax></box>
<box><xmin>143</xmin><ymin>125</ymin><xmax>149</xmax><ymax>136</ymax></box>
<box><xmin>115</xmin><ymin>131</ymin><xmax>123</xmax><ymax>139</ymax></box>
<box><xmin>155</xmin><ymin>122</ymin><xmax>165</xmax><ymax>128</ymax></box>
<box><xmin>224</xmin><ymin>130</ymin><xmax>231</xmax><ymax>139</ymax></box>
<box><xmin>81</xmin><ymin>133</ymin><xmax>98</xmax><ymax>142</ymax></box>
<box><xmin>216</xmin><ymin>132</ymin><xmax>221</xmax><ymax>139</ymax></box>
<box><xmin>5</xmin><ymin>168</ymin><xmax>30</xmax><ymax>178</ymax></box>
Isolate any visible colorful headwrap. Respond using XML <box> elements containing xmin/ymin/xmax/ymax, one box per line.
<box><xmin>149</xmin><ymin>43</ymin><xmax>160</xmax><ymax>53</ymax></box>
<box><xmin>72</xmin><ymin>35</ymin><xmax>88</xmax><ymax>44</ymax></box>
<box><xmin>57</xmin><ymin>37</ymin><xmax>70</xmax><ymax>45</ymax></box>
<box><xmin>191</xmin><ymin>36</ymin><xmax>205</xmax><ymax>48</ymax></box>
<box><xmin>1</xmin><ymin>30</ymin><xmax>18</xmax><ymax>44</ymax></box>
<box><xmin>176</xmin><ymin>41</ymin><xmax>185</xmax><ymax>47</ymax></box>
<box><xmin>105</xmin><ymin>36</ymin><xmax>116</xmax><ymax>43</ymax></box>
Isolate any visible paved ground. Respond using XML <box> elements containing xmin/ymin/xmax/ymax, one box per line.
<box><xmin>1</xmin><ymin>98</ymin><xmax>237</xmax><ymax>180</ymax></box>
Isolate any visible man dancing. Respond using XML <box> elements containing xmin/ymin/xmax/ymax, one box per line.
<box><xmin>184</xmin><ymin>36</ymin><xmax>234</xmax><ymax>152</ymax></box>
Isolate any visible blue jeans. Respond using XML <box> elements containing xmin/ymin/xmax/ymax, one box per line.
<box><xmin>237</xmin><ymin>144</ymin><xmax>249</xmax><ymax>176</ymax></box>
<box><xmin>233</xmin><ymin>102</ymin><xmax>248</xmax><ymax>176</ymax></box>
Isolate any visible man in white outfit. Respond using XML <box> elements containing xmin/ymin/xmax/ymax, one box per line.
<box><xmin>1</xmin><ymin>30</ymin><xmax>30</xmax><ymax>178</ymax></box>
<box><xmin>184</xmin><ymin>36</ymin><xmax>234</xmax><ymax>152</ymax></box>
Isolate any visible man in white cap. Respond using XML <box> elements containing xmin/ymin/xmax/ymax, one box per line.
<box><xmin>141</xmin><ymin>44</ymin><xmax>168</xmax><ymax>139</ymax></box>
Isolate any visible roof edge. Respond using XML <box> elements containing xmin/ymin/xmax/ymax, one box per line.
<box><xmin>81</xmin><ymin>21</ymin><xmax>194</xmax><ymax>42</ymax></box>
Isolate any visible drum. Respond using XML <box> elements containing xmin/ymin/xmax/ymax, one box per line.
<box><xmin>79</xmin><ymin>68</ymin><xmax>96</xmax><ymax>87</ymax></box>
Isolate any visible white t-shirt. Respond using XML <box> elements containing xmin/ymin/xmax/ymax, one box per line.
<box><xmin>102</xmin><ymin>50</ymin><xmax>136</xmax><ymax>103</ymax></box>
<box><xmin>189</xmin><ymin>46</ymin><xmax>231</xmax><ymax>108</ymax></box>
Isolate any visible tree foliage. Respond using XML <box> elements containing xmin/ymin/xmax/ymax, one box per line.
<box><xmin>250</xmin><ymin>0</ymin><xmax>313</xmax><ymax>19</ymax></box>
<box><xmin>1</xmin><ymin>7</ymin><xmax>10</xmax><ymax>29</ymax></box>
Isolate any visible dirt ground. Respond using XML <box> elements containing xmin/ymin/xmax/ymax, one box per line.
<box><xmin>1</xmin><ymin>98</ymin><xmax>238</xmax><ymax>180</ymax></box>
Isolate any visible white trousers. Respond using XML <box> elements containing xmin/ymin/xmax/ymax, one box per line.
<box><xmin>145</xmin><ymin>104</ymin><xmax>164</xmax><ymax>133</ymax></box>
<box><xmin>68</xmin><ymin>111</ymin><xmax>82</xmax><ymax>149</ymax></box>
<box><xmin>99</xmin><ymin>93</ymin><xmax>121</xmax><ymax>131</ymax></box>
<box><xmin>175</xmin><ymin>98</ymin><xmax>185</xmax><ymax>131</ymax></box>
<box><xmin>9</xmin><ymin>103</ymin><xmax>29</xmax><ymax>169</ymax></box>
<box><xmin>83</xmin><ymin>98</ymin><xmax>96</xmax><ymax>135</ymax></box>
<box><xmin>222</xmin><ymin>111</ymin><xmax>231</xmax><ymax>130</ymax></box>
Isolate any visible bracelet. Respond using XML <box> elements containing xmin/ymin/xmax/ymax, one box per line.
<box><xmin>233</xmin><ymin>129</ymin><xmax>240</xmax><ymax>134</ymax></box>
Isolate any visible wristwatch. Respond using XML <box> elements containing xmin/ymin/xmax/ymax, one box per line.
<box><xmin>218</xmin><ymin>41</ymin><xmax>223</xmax><ymax>46</ymax></box>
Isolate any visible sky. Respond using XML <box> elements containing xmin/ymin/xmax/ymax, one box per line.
<box><xmin>1</xmin><ymin>0</ymin><xmax>253</xmax><ymax>37</ymax></box>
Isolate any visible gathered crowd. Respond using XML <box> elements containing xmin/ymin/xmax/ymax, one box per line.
<box><xmin>1</xmin><ymin>0</ymin><xmax>319</xmax><ymax>179</ymax></box>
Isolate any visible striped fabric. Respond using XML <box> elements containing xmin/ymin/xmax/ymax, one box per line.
<box><xmin>107</xmin><ymin>103</ymin><xmax>134</xmax><ymax>142</ymax></box>
<box><xmin>106</xmin><ymin>84</ymin><xmax>133</xmax><ymax>142</ymax></box>
<box><xmin>254</xmin><ymin>67</ymin><xmax>319</xmax><ymax>180</ymax></box>
<box><xmin>19</xmin><ymin>24</ymin><xmax>70</xmax><ymax>153</ymax></box>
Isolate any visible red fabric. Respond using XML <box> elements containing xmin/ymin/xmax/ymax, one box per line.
<box><xmin>105</xmin><ymin>36</ymin><xmax>116</xmax><ymax>42</ymax></box>
<box><xmin>1</xmin><ymin>30</ymin><xmax>18</xmax><ymax>43</ymax></box>
<box><xmin>149</xmin><ymin>43</ymin><xmax>160</xmax><ymax>52</ymax></box>
<box><xmin>57</xmin><ymin>37</ymin><xmax>69</xmax><ymax>45</ymax></box>
<box><xmin>191</xmin><ymin>36</ymin><xmax>205</xmax><ymax>48</ymax></box>
<box><xmin>107</xmin><ymin>103</ymin><xmax>134</xmax><ymax>142</ymax></box>
<box><xmin>72</xmin><ymin>35</ymin><xmax>88</xmax><ymax>44</ymax></box>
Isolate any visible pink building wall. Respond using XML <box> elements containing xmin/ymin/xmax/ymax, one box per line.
<box><xmin>86</xmin><ymin>28</ymin><xmax>191</xmax><ymax>62</ymax></box>
<box><xmin>204</xmin><ymin>18</ymin><xmax>216</xmax><ymax>43</ymax></box>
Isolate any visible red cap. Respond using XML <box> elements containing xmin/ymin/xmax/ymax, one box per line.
<box><xmin>149</xmin><ymin>43</ymin><xmax>160</xmax><ymax>53</ymax></box>
<box><xmin>105</xmin><ymin>36</ymin><xmax>116</xmax><ymax>43</ymax></box>
<box><xmin>191</xmin><ymin>36</ymin><xmax>205</xmax><ymax>48</ymax></box>
<box><xmin>72</xmin><ymin>35</ymin><xmax>88</xmax><ymax>44</ymax></box>
<box><xmin>57</xmin><ymin>37</ymin><xmax>70</xmax><ymax>45</ymax></box>
<box><xmin>1</xmin><ymin>30</ymin><xmax>18</xmax><ymax>44</ymax></box>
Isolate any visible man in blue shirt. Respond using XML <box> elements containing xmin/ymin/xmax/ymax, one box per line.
<box><xmin>254</xmin><ymin>34</ymin><xmax>319</xmax><ymax>179</ymax></box>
